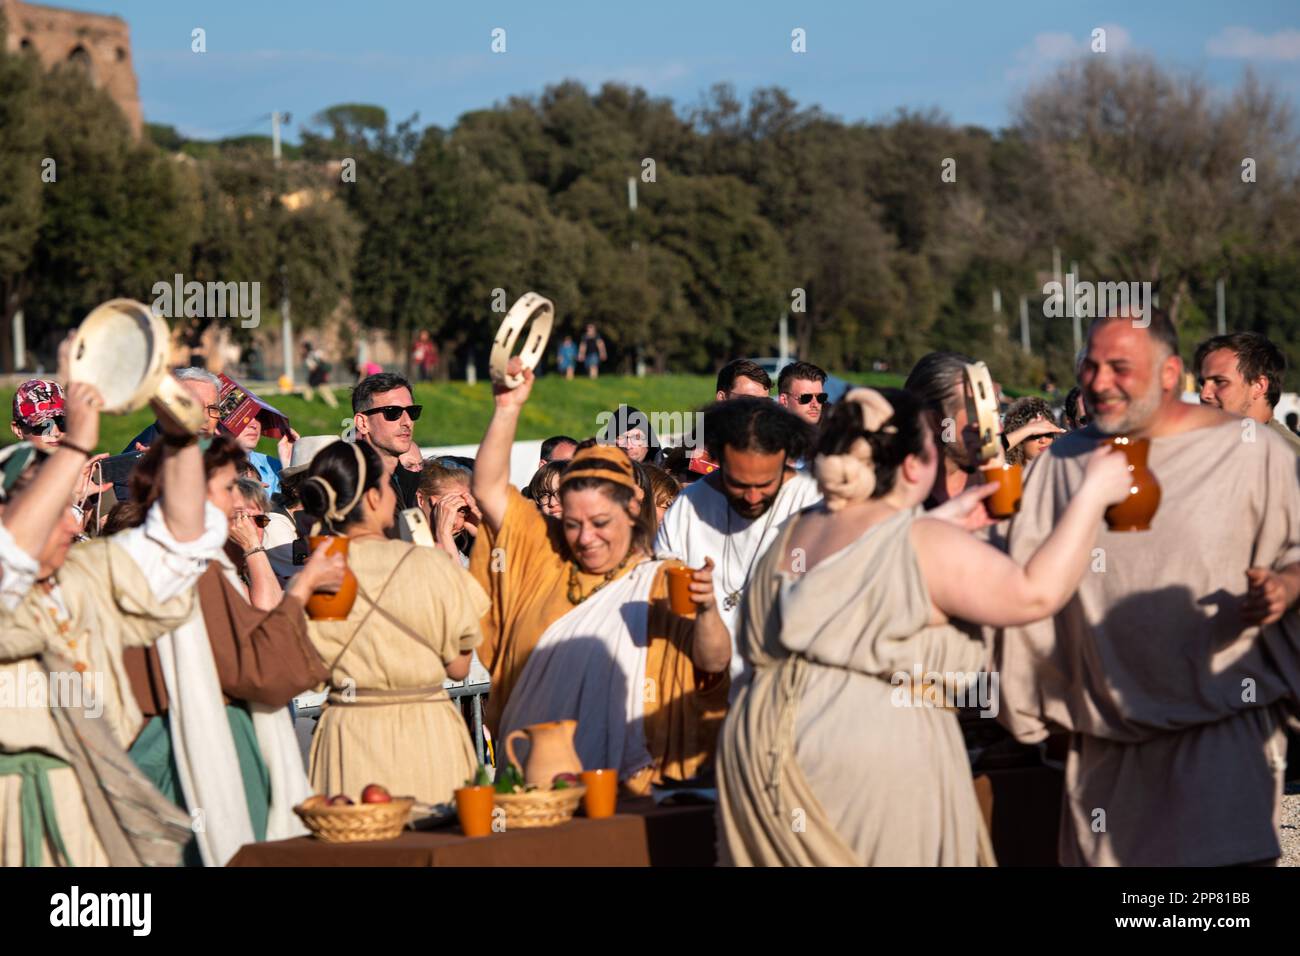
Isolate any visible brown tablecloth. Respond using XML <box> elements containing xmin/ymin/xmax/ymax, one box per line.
<box><xmin>227</xmin><ymin>797</ymin><xmax>717</xmax><ymax>867</ymax></box>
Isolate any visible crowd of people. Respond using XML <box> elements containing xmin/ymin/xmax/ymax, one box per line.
<box><xmin>1</xmin><ymin>315</ymin><xmax>1298</xmax><ymax>867</ymax></box>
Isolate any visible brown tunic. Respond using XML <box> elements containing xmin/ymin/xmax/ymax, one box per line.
<box><xmin>124</xmin><ymin>563</ymin><xmax>327</xmax><ymax>720</ymax></box>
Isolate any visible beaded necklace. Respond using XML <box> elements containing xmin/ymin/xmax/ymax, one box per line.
<box><xmin>566</xmin><ymin>552</ymin><xmax>637</xmax><ymax>605</ymax></box>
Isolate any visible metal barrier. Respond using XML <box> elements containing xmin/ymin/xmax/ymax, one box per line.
<box><xmin>443</xmin><ymin>677</ymin><xmax>492</xmax><ymax>766</ymax></box>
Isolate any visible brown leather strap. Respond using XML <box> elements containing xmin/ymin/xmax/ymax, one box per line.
<box><xmin>325</xmin><ymin>544</ymin><xmax>421</xmax><ymax>674</ymax></box>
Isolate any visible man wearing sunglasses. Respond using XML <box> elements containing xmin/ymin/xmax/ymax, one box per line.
<box><xmin>777</xmin><ymin>361</ymin><xmax>830</xmax><ymax>426</ymax></box>
<box><xmin>10</xmin><ymin>379</ymin><xmax>67</xmax><ymax>451</ymax></box>
<box><xmin>352</xmin><ymin>372</ymin><xmax>423</xmax><ymax>528</ymax></box>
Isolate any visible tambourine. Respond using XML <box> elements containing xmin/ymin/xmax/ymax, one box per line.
<box><xmin>489</xmin><ymin>292</ymin><xmax>554</xmax><ymax>389</ymax></box>
<box><xmin>68</xmin><ymin>298</ymin><xmax>207</xmax><ymax>434</ymax></box>
<box><xmin>963</xmin><ymin>361</ymin><xmax>1004</xmax><ymax>466</ymax></box>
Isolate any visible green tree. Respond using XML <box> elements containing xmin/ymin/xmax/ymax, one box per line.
<box><xmin>0</xmin><ymin>20</ymin><xmax>45</xmax><ymax>371</ymax></box>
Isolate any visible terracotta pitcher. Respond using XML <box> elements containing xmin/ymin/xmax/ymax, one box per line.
<box><xmin>504</xmin><ymin>720</ymin><xmax>582</xmax><ymax>787</ymax></box>
<box><xmin>305</xmin><ymin>535</ymin><xmax>359</xmax><ymax>620</ymax></box>
<box><xmin>1103</xmin><ymin>436</ymin><xmax>1161</xmax><ymax>532</ymax></box>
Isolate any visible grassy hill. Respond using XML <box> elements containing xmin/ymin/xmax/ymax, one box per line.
<box><xmin>0</xmin><ymin>368</ymin><xmax>1050</xmax><ymax>457</ymax></box>
<box><xmin>0</xmin><ymin>372</ymin><xmax>900</xmax><ymax>457</ymax></box>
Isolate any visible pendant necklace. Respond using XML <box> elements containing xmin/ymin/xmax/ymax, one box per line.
<box><xmin>719</xmin><ymin>493</ymin><xmax>782</xmax><ymax>612</ymax></box>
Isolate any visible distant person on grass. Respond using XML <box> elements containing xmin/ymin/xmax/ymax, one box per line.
<box><xmin>301</xmin><ymin>341</ymin><xmax>337</xmax><ymax>408</ymax></box>
<box><xmin>557</xmin><ymin>336</ymin><xmax>578</xmax><ymax>380</ymax></box>
<box><xmin>577</xmin><ymin>324</ymin><xmax>607</xmax><ymax>379</ymax></box>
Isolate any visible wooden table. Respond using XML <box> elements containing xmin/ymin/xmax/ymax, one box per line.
<box><xmin>227</xmin><ymin>797</ymin><xmax>717</xmax><ymax>867</ymax></box>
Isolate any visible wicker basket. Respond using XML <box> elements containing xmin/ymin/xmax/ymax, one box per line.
<box><xmin>494</xmin><ymin>785</ymin><xmax>586</xmax><ymax>829</ymax></box>
<box><xmin>294</xmin><ymin>795</ymin><xmax>415</xmax><ymax>843</ymax></box>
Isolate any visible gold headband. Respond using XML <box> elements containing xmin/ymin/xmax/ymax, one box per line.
<box><xmin>558</xmin><ymin>445</ymin><xmax>639</xmax><ymax>494</ymax></box>
<box><xmin>306</xmin><ymin>442</ymin><xmax>368</xmax><ymax>534</ymax></box>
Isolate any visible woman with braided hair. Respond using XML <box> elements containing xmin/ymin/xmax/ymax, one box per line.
<box><xmin>299</xmin><ymin>440</ymin><xmax>490</xmax><ymax>806</ymax></box>
<box><xmin>470</xmin><ymin>359</ymin><xmax>732</xmax><ymax>793</ymax></box>
<box><xmin>717</xmin><ymin>387</ymin><xmax>1133</xmax><ymax>866</ymax></box>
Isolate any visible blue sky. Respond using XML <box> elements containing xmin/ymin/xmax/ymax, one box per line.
<box><xmin>52</xmin><ymin>0</ymin><xmax>1300</xmax><ymax>141</ymax></box>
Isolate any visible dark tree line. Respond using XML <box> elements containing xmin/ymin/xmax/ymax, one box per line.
<box><xmin>4</xmin><ymin>10</ymin><xmax>1298</xmax><ymax>388</ymax></box>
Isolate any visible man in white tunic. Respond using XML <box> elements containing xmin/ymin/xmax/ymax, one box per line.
<box><xmin>996</xmin><ymin>310</ymin><xmax>1300</xmax><ymax>866</ymax></box>
<box><xmin>655</xmin><ymin>397</ymin><xmax>822</xmax><ymax>694</ymax></box>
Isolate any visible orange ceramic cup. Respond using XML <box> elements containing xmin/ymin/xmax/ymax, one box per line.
<box><xmin>665</xmin><ymin>565</ymin><xmax>697</xmax><ymax>616</ymax></box>
<box><xmin>454</xmin><ymin>785</ymin><xmax>495</xmax><ymax>837</ymax></box>
<box><xmin>580</xmin><ymin>769</ymin><xmax>619</xmax><ymax>819</ymax></box>
<box><xmin>981</xmin><ymin>462</ymin><xmax>1024</xmax><ymax>519</ymax></box>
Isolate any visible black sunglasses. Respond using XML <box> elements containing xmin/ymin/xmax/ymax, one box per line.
<box><xmin>235</xmin><ymin>512</ymin><xmax>271</xmax><ymax>528</ymax></box>
<box><xmin>793</xmin><ymin>393</ymin><xmax>829</xmax><ymax>406</ymax></box>
<box><xmin>28</xmin><ymin>416</ymin><xmax>67</xmax><ymax>436</ymax></box>
<box><xmin>363</xmin><ymin>404</ymin><xmax>423</xmax><ymax>422</ymax></box>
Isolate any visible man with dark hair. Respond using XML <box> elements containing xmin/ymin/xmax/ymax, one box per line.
<box><xmin>351</xmin><ymin>372</ymin><xmax>421</xmax><ymax>522</ymax></box>
<box><xmin>1195</xmin><ymin>331</ymin><xmax>1300</xmax><ymax>454</ymax></box>
<box><xmin>655</xmin><ymin>397</ymin><xmax>821</xmax><ymax>694</ymax></box>
<box><xmin>715</xmin><ymin>359</ymin><xmax>771</xmax><ymax>401</ymax></box>
<box><xmin>777</xmin><ymin>361</ymin><xmax>829</xmax><ymax>426</ymax></box>
<box><xmin>996</xmin><ymin>307</ymin><xmax>1300</xmax><ymax>866</ymax></box>
<box><xmin>537</xmin><ymin>435</ymin><xmax>578</xmax><ymax>470</ymax></box>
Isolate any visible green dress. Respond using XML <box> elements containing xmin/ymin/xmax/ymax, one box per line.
<box><xmin>129</xmin><ymin>705</ymin><xmax>270</xmax><ymax>867</ymax></box>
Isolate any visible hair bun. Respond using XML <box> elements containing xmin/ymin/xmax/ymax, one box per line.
<box><xmin>814</xmin><ymin>437</ymin><xmax>878</xmax><ymax>511</ymax></box>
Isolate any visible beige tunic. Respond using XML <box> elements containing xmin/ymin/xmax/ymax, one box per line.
<box><xmin>0</xmin><ymin>537</ymin><xmax>200</xmax><ymax>866</ymax></box>
<box><xmin>718</xmin><ymin>507</ymin><xmax>993</xmax><ymax>866</ymax></box>
<box><xmin>995</xmin><ymin>420</ymin><xmax>1300</xmax><ymax>866</ymax></box>
<box><xmin>307</xmin><ymin>539</ymin><xmax>489</xmax><ymax>805</ymax></box>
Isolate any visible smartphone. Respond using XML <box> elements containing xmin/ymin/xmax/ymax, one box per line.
<box><xmin>99</xmin><ymin>451</ymin><xmax>144</xmax><ymax>503</ymax></box>
<box><xmin>397</xmin><ymin>507</ymin><xmax>435</xmax><ymax>548</ymax></box>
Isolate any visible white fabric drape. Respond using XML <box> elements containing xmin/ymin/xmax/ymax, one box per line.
<box><xmin>498</xmin><ymin>560</ymin><xmax>662</xmax><ymax>779</ymax></box>
<box><xmin>156</xmin><ymin>556</ymin><xmax>308</xmax><ymax>866</ymax></box>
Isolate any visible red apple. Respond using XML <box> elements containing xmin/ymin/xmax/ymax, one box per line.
<box><xmin>552</xmin><ymin>772</ymin><xmax>580</xmax><ymax>786</ymax></box>
<box><xmin>328</xmin><ymin>794</ymin><xmax>354</xmax><ymax>806</ymax></box>
<box><xmin>361</xmin><ymin>783</ymin><xmax>392</xmax><ymax>804</ymax></box>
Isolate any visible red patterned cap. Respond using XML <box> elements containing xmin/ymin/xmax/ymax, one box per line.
<box><xmin>12</xmin><ymin>379</ymin><xmax>65</xmax><ymax>426</ymax></box>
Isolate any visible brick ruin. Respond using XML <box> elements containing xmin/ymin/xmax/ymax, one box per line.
<box><xmin>1</xmin><ymin>0</ymin><xmax>142</xmax><ymax>137</ymax></box>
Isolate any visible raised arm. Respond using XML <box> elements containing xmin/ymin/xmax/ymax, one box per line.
<box><xmin>153</xmin><ymin>404</ymin><xmax>207</xmax><ymax>543</ymax></box>
<box><xmin>1004</xmin><ymin>416</ymin><xmax>1065</xmax><ymax>451</ymax></box>
<box><xmin>471</xmin><ymin>357</ymin><xmax>534</xmax><ymax>533</ymax></box>
<box><xmin>2</xmin><ymin>382</ymin><xmax>103</xmax><ymax>558</ymax></box>
<box><xmin>913</xmin><ymin>445</ymin><xmax>1132</xmax><ymax>628</ymax></box>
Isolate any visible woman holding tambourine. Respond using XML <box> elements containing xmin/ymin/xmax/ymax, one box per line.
<box><xmin>469</xmin><ymin>347</ymin><xmax>732</xmax><ymax>794</ymax></box>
